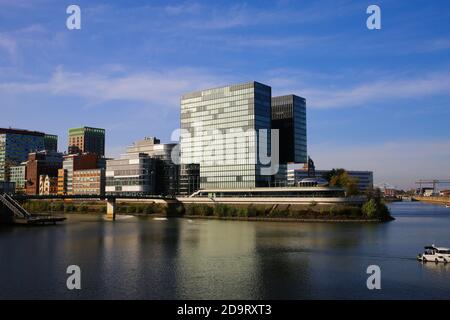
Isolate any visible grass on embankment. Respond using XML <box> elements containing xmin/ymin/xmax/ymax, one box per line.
<box><xmin>22</xmin><ymin>201</ymin><xmax>167</xmax><ymax>215</ymax></box>
<box><xmin>181</xmin><ymin>201</ymin><xmax>393</xmax><ymax>222</ymax></box>
<box><xmin>21</xmin><ymin>198</ymin><xmax>394</xmax><ymax>222</ymax></box>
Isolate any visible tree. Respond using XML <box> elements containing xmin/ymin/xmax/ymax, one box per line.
<box><xmin>324</xmin><ymin>168</ymin><xmax>360</xmax><ymax>196</ymax></box>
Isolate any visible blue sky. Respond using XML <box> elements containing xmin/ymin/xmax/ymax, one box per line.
<box><xmin>1</xmin><ymin>0</ymin><xmax>450</xmax><ymax>188</ymax></box>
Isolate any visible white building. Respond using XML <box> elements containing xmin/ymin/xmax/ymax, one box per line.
<box><xmin>105</xmin><ymin>153</ymin><xmax>156</xmax><ymax>195</ymax></box>
<box><xmin>287</xmin><ymin>167</ymin><xmax>373</xmax><ymax>192</ymax></box>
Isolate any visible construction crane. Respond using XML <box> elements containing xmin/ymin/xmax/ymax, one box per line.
<box><xmin>415</xmin><ymin>180</ymin><xmax>450</xmax><ymax>194</ymax></box>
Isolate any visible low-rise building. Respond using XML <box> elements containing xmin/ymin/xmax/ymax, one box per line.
<box><xmin>9</xmin><ymin>163</ymin><xmax>27</xmax><ymax>194</ymax></box>
<box><xmin>25</xmin><ymin>151</ymin><xmax>63</xmax><ymax>195</ymax></box>
<box><xmin>105</xmin><ymin>153</ymin><xmax>156</xmax><ymax>195</ymax></box>
<box><xmin>73</xmin><ymin>168</ymin><xmax>105</xmax><ymax>196</ymax></box>
<box><xmin>39</xmin><ymin>175</ymin><xmax>58</xmax><ymax>195</ymax></box>
<box><xmin>287</xmin><ymin>167</ymin><xmax>373</xmax><ymax>192</ymax></box>
<box><xmin>60</xmin><ymin>153</ymin><xmax>100</xmax><ymax>195</ymax></box>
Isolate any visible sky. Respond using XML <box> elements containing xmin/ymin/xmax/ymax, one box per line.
<box><xmin>0</xmin><ymin>0</ymin><xmax>449</xmax><ymax>189</ymax></box>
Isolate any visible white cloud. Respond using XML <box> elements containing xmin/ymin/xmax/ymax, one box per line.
<box><xmin>0</xmin><ymin>34</ymin><xmax>17</xmax><ymax>59</ymax></box>
<box><xmin>310</xmin><ymin>140</ymin><xmax>450</xmax><ymax>189</ymax></box>
<box><xmin>273</xmin><ymin>70</ymin><xmax>450</xmax><ymax>108</ymax></box>
<box><xmin>0</xmin><ymin>66</ymin><xmax>228</xmax><ymax>107</ymax></box>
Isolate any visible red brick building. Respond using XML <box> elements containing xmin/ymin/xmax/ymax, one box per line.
<box><xmin>25</xmin><ymin>151</ymin><xmax>63</xmax><ymax>195</ymax></box>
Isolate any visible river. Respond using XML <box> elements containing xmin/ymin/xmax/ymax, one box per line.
<box><xmin>0</xmin><ymin>201</ymin><xmax>449</xmax><ymax>299</ymax></box>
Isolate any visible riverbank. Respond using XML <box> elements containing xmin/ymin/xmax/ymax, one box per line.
<box><xmin>20</xmin><ymin>199</ymin><xmax>394</xmax><ymax>222</ymax></box>
<box><xmin>182</xmin><ymin>215</ymin><xmax>382</xmax><ymax>223</ymax></box>
<box><xmin>413</xmin><ymin>196</ymin><xmax>450</xmax><ymax>205</ymax></box>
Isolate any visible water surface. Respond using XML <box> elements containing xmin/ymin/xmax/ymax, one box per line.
<box><xmin>1</xmin><ymin>202</ymin><xmax>449</xmax><ymax>299</ymax></box>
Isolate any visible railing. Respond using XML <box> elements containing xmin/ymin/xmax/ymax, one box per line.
<box><xmin>4</xmin><ymin>194</ymin><xmax>30</xmax><ymax>218</ymax></box>
<box><xmin>0</xmin><ymin>194</ymin><xmax>28</xmax><ymax>219</ymax></box>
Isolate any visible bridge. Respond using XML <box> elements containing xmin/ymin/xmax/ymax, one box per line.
<box><xmin>6</xmin><ymin>193</ymin><xmax>175</xmax><ymax>222</ymax></box>
<box><xmin>0</xmin><ymin>193</ymin><xmax>66</xmax><ymax>225</ymax></box>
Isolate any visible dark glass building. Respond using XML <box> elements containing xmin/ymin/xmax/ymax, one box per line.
<box><xmin>271</xmin><ymin>95</ymin><xmax>307</xmax><ymax>164</ymax></box>
<box><xmin>44</xmin><ymin>134</ymin><xmax>58</xmax><ymax>152</ymax></box>
<box><xmin>178</xmin><ymin>163</ymin><xmax>200</xmax><ymax>196</ymax></box>
<box><xmin>68</xmin><ymin>127</ymin><xmax>105</xmax><ymax>156</ymax></box>
<box><xmin>0</xmin><ymin>128</ymin><xmax>46</xmax><ymax>182</ymax></box>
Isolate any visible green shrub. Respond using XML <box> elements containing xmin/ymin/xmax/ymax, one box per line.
<box><xmin>143</xmin><ymin>204</ymin><xmax>154</xmax><ymax>214</ymax></box>
<box><xmin>126</xmin><ymin>206</ymin><xmax>136</xmax><ymax>214</ymax></box>
<box><xmin>236</xmin><ymin>207</ymin><xmax>248</xmax><ymax>217</ymax></box>
<box><xmin>362</xmin><ymin>199</ymin><xmax>377</xmax><ymax>218</ymax></box>
<box><xmin>185</xmin><ymin>204</ymin><xmax>213</xmax><ymax>216</ymax></box>
<box><xmin>362</xmin><ymin>199</ymin><xmax>391</xmax><ymax>220</ymax></box>
<box><xmin>77</xmin><ymin>205</ymin><xmax>88</xmax><ymax>212</ymax></box>
<box><xmin>214</xmin><ymin>204</ymin><xmax>237</xmax><ymax>217</ymax></box>
<box><xmin>64</xmin><ymin>203</ymin><xmax>75</xmax><ymax>212</ymax></box>
<box><xmin>268</xmin><ymin>209</ymin><xmax>289</xmax><ymax>218</ymax></box>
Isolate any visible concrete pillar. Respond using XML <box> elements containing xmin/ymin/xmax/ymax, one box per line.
<box><xmin>106</xmin><ymin>198</ymin><xmax>116</xmax><ymax>221</ymax></box>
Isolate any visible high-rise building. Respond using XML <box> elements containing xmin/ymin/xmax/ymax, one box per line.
<box><xmin>105</xmin><ymin>153</ymin><xmax>156</xmax><ymax>195</ymax></box>
<box><xmin>271</xmin><ymin>95</ymin><xmax>307</xmax><ymax>164</ymax></box>
<box><xmin>68</xmin><ymin>126</ymin><xmax>105</xmax><ymax>156</ymax></box>
<box><xmin>0</xmin><ymin>128</ymin><xmax>45</xmax><ymax>181</ymax></box>
<box><xmin>25</xmin><ymin>151</ymin><xmax>63</xmax><ymax>195</ymax></box>
<box><xmin>44</xmin><ymin>134</ymin><xmax>58</xmax><ymax>152</ymax></box>
<box><xmin>180</xmin><ymin>81</ymin><xmax>273</xmax><ymax>189</ymax></box>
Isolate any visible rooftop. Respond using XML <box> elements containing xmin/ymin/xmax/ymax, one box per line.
<box><xmin>0</xmin><ymin>128</ymin><xmax>45</xmax><ymax>137</ymax></box>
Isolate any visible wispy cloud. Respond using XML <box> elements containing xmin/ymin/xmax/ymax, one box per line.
<box><xmin>0</xmin><ymin>66</ymin><xmax>228</xmax><ymax>107</ymax></box>
<box><xmin>2</xmin><ymin>66</ymin><xmax>450</xmax><ymax>110</ymax></box>
<box><xmin>310</xmin><ymin>140</ymin><xmax>450</xmax><ymax>189</ymax></box>
<box><xmin>0</xmin><ymin>34</ymin><xmax>17</xmax><ymax>59</ymax></box>
<box><xmin>272</xmin><ymin>70</ymin><xmax>450</xmax><ymax>108</ymax></box>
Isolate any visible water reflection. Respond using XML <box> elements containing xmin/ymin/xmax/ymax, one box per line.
<box><xmin>0</xmin><ymin>202</ymin><xmax>449</xmax><ymax>299</ymax></box>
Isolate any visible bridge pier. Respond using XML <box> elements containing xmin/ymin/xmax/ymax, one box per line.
<box><xmin>106</xmin><ymin>198</ymin><xmax>116</xmax><ymax>221</ymax></box>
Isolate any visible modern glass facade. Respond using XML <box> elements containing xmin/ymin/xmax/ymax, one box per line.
<box><xmin>180</xmin><ymin>81</ymin><xmax>272</xmax><ymax>189</ymax></box>
<box><xmin>271</xmin><ymin>95</ymin><xmax>307</xmax><ymax>164</ymax></box>
<box><xmin>178</xmin><ymin>163</ymin><xmax>200</xmax><ymax>196</ymax></box>
<box><xmin>0</xmin><ymin>129</ymin><xmax>45</xmax><ymax>182</ymax></box>
<box><xmin>44</xmin><ymin>134</ymin><xmax>58</xmax><ymax>152</ymax></box>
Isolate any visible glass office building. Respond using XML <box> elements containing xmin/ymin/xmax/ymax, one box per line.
<box><xmin>180</xmin><ymin>81</ymin><xmax>273</xmax><ymax>189</ymax></box>
<box><xmin>0</xmin><ymin>128</ymin><xmax>45</xmax><ymax>182</ymax></box>
<box><xmin>271</xmin><ymin>95</ymin><xmax>307</xmax><ymax>164</ymax></box>
<box><xmin>44</xmin><ymin>134</ymin><xmax>58</xmax><ymax>152</ymax></box>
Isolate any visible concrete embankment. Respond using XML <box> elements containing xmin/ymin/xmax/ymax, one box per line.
<box><xmin>413</xmin><ymin>196</ymin><xmax>450</xmax><ymax>205</ymax></box>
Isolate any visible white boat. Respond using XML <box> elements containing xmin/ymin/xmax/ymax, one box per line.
<box><xmin>153</xmin><ymin>217</ymin><xmax>168</xmax><ymax>221</ymax></box>
<box><xmin>417</xmin><ymin>245</ymin><xmax>450</xmax><ymax>263</ymax></box>
<box><xmin>445</xmin><ymin>204</ymin><xmax>450</xmax><ymax>208</ymax></box>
